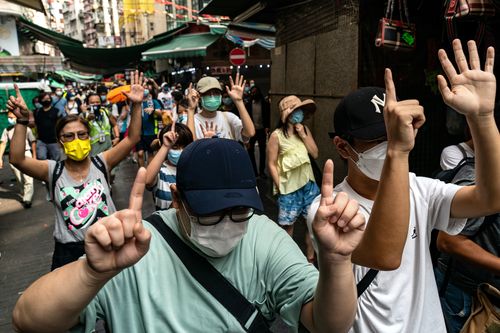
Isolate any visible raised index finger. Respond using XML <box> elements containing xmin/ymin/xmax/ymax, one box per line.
<box><xmin>319</xmin><ymin>159</ymin><xmax>335</xmax><ymax>206</ymax></box>
<box><xmin>170</xmin><ymin>116</ymin><xmax>176</xmax><ymax>133</ymax></box>
<box><xmin>129</xmin><ymin>167</ymin><xmax>146</xmax><ymax>212</ymax></box>
<box><xmin>13</xmin><ymin>84</ymin><xmax>22</xmax><ymax>98</ymax></box>
<box><xmin>384</xmin><ymin>68</ymin><xmax>397</xmax><ymax>105</ymax></box>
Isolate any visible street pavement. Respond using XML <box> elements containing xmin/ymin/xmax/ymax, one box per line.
<box><xmin>0</xmin><ymin>155</ymin><xmax>309</xmax><ymax>333</ymax></box>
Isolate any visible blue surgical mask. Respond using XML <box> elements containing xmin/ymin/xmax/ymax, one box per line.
<box><xmin>35</xmin><ymin>102</ymin><xmax>42</xmax><ymax>109</ymax></box>
<box><xmin>201</xmin><ymin>95</ymin><xmax>221</xmax><ymax>112</ymax></box>
<box><xmin>244</xmin><ymin>86</ymin><xmax>250</xmax><ymax>93</ymax></box>
<box><xmin>7</xmin><ymin>118</ymin><xmax>16</xmax><ymax>126</ymax></box>
<box><xmin>289</xmin><ymin>109</ymin><xmax>304</xmax><ymax>124</ymax></box>
<box><xmin>143</xmin><ymin>89</ymin><xmax>150</xmax><ymax>98</ymax></box>
<box><xmin>222</xmin><ymin>97</ymin><xmax>233</xmax><ymax>106</ymax></box>
<box><xmin>167</xmin><ymin>149</ymin><xmax>182</xmax><ymax>166</ymax></box>
<box><xmin>100</xmin><ymin>95</ymin><xmax>107</xmax><ymax>102</ymax></box>
<box><xmin>177</xmin><ymin>114</ymin><xmax>187</xmax><ymax>124</ymax></box>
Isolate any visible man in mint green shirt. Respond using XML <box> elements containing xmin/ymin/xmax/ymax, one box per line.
<box><xmin>13</xmin><ymin>138</ymin><xmax>369</xmax><ymax>333</ymax></box>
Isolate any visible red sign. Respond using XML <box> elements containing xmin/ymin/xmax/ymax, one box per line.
<box><xmin>229</xmin><ymin>48</ymin><xmax>246</xmax><ymax>66</ymax></box>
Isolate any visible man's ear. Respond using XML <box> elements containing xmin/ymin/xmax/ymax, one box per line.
<box><xmin>333</xmin><ymin>136</ymin><xmax>350</xmax><ymax>160</ymax></box>
<box><xmin>170</xmin><ymin>184</ymin><xmax>180</xmax><ymax>209</ymax></box>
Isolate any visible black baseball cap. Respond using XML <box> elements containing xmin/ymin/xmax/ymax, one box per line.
<box><xmin>330</xmin><ymin>87</ymin><xmax>387</xmax><ymax>140</ymax></box>
<box><xmin>176</xmin><ymin>138</ymin><xmax>264</xmax><ymax>215</ymax></box>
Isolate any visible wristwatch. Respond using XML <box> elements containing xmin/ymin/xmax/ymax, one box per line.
<box><xmin>16</xmin><ymin>118</ymin><xmax>29</xmax><ymax>126</ymax></box>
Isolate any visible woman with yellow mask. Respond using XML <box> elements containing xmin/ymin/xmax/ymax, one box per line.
<box><xmin>7</xmin><ymin>71</ymin><xmax>144</xmax><ymax>270</ymax></box>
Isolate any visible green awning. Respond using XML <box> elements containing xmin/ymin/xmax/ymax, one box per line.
<box><xmin>55</xmin><ymin>70</ymin><xmax>102</xmax><ymax>83</ymax></box>
<box><xmin>16</xmin><ymin>17</ymin><xmax>189</xmax><ymax>74</ymax></box>
<box><xmin>142</xmin><ymin>33</ymin><xmax>220</xmax><ymax>61</ymax></box>
<box><xmin>17</xmin><ymin>16</ymin><xmax>83</xmax><ymax>47</ymax></box>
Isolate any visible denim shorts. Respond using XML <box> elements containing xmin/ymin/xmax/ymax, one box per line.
<box><xmin>278</xmin><ymin>181</ymin><xmax>320</xmax><ymax>225</ymax></box>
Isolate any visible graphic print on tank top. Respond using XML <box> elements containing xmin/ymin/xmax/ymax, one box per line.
<box><xmin>59</xmin><ymin>179</ymin><xmax>111</xmax><ymax>232</ymax></box>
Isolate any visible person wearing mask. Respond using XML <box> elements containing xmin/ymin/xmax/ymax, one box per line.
<box><xmin>267</xmin><ymin>96</ymin><xmax>319</xmax><ymax>263</ymax></box>
<box><xmin>145</xmin><ymin>122</ymin><xmax>193</xmax><ymax>210</ymax></box>
<box><xmin>65</xmin><ymin>93</ymin><xmax>80</xmax><ymax>115</ymax></box>
<box><xmin>82</xmin><ymin>93</ymin><xmax>120</xmax><ymax>155</ymax></box>
<box><xmin>136</xmin><ymin>86</ymin><xmax>162</xmax><ymax>168</ymax></box>
<box><xmin>247</xmin><ymin>85</ymin><xmax>270</xmax><ymax>178</ymax></box>
<box><xmin>307</xmin><ymin>40</ymin><xmax>500</xmax><ymax>333</ymax></box>
<box><xmin>34</xmin><ymin>92</ymin><xmax>62</xmax><ymax>161</ymax></box>
<box><xmin>186</xmin><ymin>74</ymin><xmax>255</xmax><ymax>141</ymax></box>
<box><xmin>221</xmin><ymin>90</ymin><xmax>238</xmax><ymax>116</ymax></box>
<box><xmin>97</xmin><ymin>86</ymin><xmax>110</xmax><ymax>108</ymax></box>
<box><xmin>435</xmin><ymin>112</ymin><xmax>500</xmax><ymax>333</ymax></box>
<box><xmin>13</xmin><ymin>138</ymin><xmax>367</xmax><ymax>333</ymax></box>
<box><xmin>52</xmin><ymin>87</ymin><xmax>67</xmax><ymax>117</ymax></box>
<box><xmin>7</xmin><ymin>70</ymin><xmax>144</xmax><ymax>270</ymax></box>
<box><xmin>0</xmin><ymin>112</ymin><xmax>36</xmax><ymax>208</ymax></box>
<box><xmin>158</xmin><ymin>83</ymin><xmax>173</xmax><ymax>111</ymax></box>
<box><xmin>175</xmin><ymin>98</ymin><xmax>189</xmax><ymax>125</ymax></box>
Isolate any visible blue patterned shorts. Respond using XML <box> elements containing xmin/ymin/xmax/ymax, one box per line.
<box><xmin>278</xmin><ymin>181</ymin><xmax>320</xmax><ymax>225</ymax></box>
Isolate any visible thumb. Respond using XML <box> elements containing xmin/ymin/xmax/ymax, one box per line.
<box><xmin>129</xmin><ymin>168</ymin><xmax>146</xmax><ymax>217</ymax></box>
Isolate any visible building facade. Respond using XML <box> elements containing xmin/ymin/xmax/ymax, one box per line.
<box><xmin>81</xmin><ymin>0</ymin><xmax>121</xmax><ymax>48</ymax></box>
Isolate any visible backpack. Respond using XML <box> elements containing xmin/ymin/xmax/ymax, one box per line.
<box><xmin>430</xmin><ymin>144</ymin><xmax>474</xmax><ymax>266</ymax></box>
<box><xmin>50</xmin><ymin>155</ymin><xmax>110</xmax><ymax>201</ymax></box>
<box><xmin>433</xmin><ymin>144</ymin><xmax>475</xmax><ymax>183</ymax></box>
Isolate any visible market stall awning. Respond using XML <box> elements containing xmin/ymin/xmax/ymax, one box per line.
<box><xmin>0</xmin><ymin>56</ymin><xmax>63</xmax><ymax>73</ymax></box>
<box><xmin>142</xmin><ymin>33</ymin><xmax>220</xmax><ymax>61</ymax></box>
<box><xmin>55</xmin><ymin>70</ymin><xmax>103</xmax><ymax>83</ymax></box>
<box><xmin>17</xmin><ymin>16</ymin><xmax>83</xmax><ymax>47</ymax></box>
<box><xmin>16</xmin><ymin>17</ymin><xmax>189</xmax><ymax>74</ymax></box>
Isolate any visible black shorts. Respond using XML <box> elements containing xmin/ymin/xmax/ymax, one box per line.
<box><xmin>136</xmin><ymin>135</ymin><xmax>156</xmax><ymax>153</ymax></box>
<box><xmin>51</xmin><ymin>241</ymin><xmax>85</xmax><ymax>271</ymax></box>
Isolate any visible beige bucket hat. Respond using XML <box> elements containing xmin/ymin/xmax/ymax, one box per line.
<box><xmin>279</xmin><ymin>95</ymin><xmax>316</xmax><ymax>123</ymax></box>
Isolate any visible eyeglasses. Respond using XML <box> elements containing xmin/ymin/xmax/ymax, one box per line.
<box><xmin>181</xmin><ymin>201</ymin><xmax>254</xmax><ymax>226</ymax></box>
<box><xmin>60</xmin><ymin>131</ymin><xmax>89</xmax><ymax>142</ymax></box>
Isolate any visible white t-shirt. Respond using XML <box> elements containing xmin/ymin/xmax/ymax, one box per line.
<box><xmin>158</xmin><ymin>91</ymin><xmax>173</xmax><ymax>110</ymax></box>
<box><xmin>194</xmin><ymin>111</ymin><xmax>243</xmax><ymax>141</ymax></box>
<box><xmin>1</xmin><ymin>127</ymin><xmax>36</xmax><ymax>151</ymax></box>
<box><xmin>307</xmin><ymin>174</ymin><xmax>467</xmax><ymax>333</ymax></box>
<box><xmin>440</xmin><ymin>142</ymin><xmax>475</xmax><ymax>170</ymax></box>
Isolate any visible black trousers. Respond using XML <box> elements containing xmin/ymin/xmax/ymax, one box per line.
<box><xmin>248</xmin><ymin>128</ymin><xmax>267</xmax><ymax>176</ymax></box>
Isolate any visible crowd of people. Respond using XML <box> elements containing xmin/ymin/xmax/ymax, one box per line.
<box><xmin>1</xmin><ymin>39</ymin><xmax>499</xmax><ymax>333</ymax></box>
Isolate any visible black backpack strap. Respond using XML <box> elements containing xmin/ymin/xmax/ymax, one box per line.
<box><xmin>91</xmin><ymin>155</ymin><xmax>110</xmax><ymax>187</ymax></box>
<box><xmin>357</xmin><ymin>269</ymin><xmax>379</xmax><ymax>298</ymax></box>
<box><xmin>456</xmin><ymin>144</ymin><xmax>467</xmax><ymax>160</ymax></box>
<box><xmin>51</xmin><ymin>160</ymin><xmax>65</xmax><ymax>201</ymax></box>
<box><xmin>144</xmin><ymin>214</ymin><xmax>271</xmax><ymax>333</ymax></box>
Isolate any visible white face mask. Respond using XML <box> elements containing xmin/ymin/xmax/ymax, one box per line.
<box><xmin>181</xmin><ymin>203</ymin><xmax>249</xmax><ymax>257</ymax></box>
<box><xmin>349</xmin><ymin>141</ymin><xmax>387</xmax><ymax>181</ymax></box>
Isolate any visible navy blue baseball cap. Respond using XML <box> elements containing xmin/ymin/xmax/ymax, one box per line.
<box><xmin>176</xmin><ymin>138</ymin><xmax>264</xmax><ymax>215</ymax></box>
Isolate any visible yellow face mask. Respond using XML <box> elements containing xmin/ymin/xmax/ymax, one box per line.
<box><xmin>62</xmin><ymin>138</ymin><xmax>91</xmax><ymax>161</ymax></box>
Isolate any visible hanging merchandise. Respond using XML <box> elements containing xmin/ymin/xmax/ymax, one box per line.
<box><xmin>375</xmin><ymin>0</ymin><xmax>416</xmax><ymax>51</ymax></box>
<box><xmin>444</xmin><ymin>0</ymin><xmax>495</xmax><ymax>45</ymax></box>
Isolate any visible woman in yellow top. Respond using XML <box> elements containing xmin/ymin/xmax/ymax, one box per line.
<box><xmin>267</xmin><ymin>95</ymin><xmax>319</xmax><ymax>262</ymax></box>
